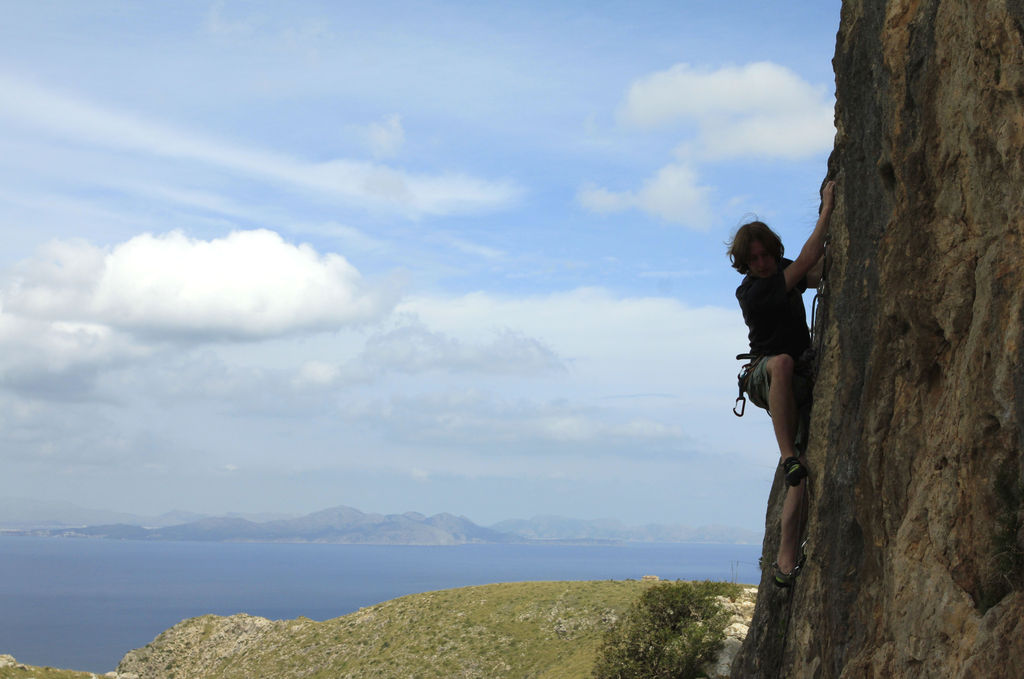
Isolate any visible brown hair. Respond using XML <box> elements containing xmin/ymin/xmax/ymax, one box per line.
<box><xmin>727</xmin><ymin>221</ymin><xmax>784</xmax><ymax>274</ymax></box>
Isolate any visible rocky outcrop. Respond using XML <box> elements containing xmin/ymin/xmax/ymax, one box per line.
<box><xmin>704</xmin><ymin>588</ymin><xmax>757</xmax><ymax>679</ymax></box>
<box><xmin>114</xmin><ymin>614</ymin><xmax>282</xmax><ymax>679</ymax></box>
<box><xmin>733</xmin><ymin>1</ymin><xmax>1024</xmax><ymax>677</ymax></box>
<box><xmin>0</xmin><ymin>654</ymin><xmax>101</xmax><ymax>678</ymax></box>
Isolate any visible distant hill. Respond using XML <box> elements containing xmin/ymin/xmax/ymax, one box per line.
<box><xmin>1</xmin><ymin>499</ymin><xmax>761</xmax><ymax>545</ymax></box>
<box><xmin>19</xmin><ymin>505</ymin><xmax>519</xmax><ymax>545</ymax></box>
<box><xmin>0</xmin><ymin>497</ymin><xmax>294</xmax><ymax>530</ymax></box>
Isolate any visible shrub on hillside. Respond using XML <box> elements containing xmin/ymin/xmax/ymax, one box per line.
<box><xmin>592</xmin><ymin>580</ymin><xmax>741</xmax><ymax>679</ymax></box>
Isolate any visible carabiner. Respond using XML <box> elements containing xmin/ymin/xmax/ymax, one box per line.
<box><xmin>733</xmin><ymin>396</ymin><xmax>746</xmax><ymax>417</ymax></box>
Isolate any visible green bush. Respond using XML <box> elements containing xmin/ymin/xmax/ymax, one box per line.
<box><xmin>592</xmin><ymin>580</ymin><xmax>740</xmax><ymax>679</ymax></box>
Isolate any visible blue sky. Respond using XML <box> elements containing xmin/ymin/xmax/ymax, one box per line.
<box><xmin>0</xmin><ymin>0</ymin><xmax>840</xmax><ymax>531</ymax></box>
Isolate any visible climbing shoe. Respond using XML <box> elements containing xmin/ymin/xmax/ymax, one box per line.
<box><xmin>773</xmin><ymin>565</ymin><xmax>799</xmax><ymax>588</ymax></box>
<box><xmin>772</xmin><ymin>553</ymin><xmax>806</xmax><ymax>589</ymax></box>
<box><xmin>782</xmin><ymin>456</ymin><xmax>807</xmax><ymax>486</ymax></box>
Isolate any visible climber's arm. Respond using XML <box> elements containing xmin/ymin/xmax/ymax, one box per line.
<box><xmin>784</xmin><ymin>180</ymin><xmax>835</xmax><ymax>291</ymax></box>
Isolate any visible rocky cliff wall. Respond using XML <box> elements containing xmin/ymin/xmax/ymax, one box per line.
<box><xmin>733</xmin><ymin>1</ymin><xmax>1024</xmax><ymax>677</ymax></box>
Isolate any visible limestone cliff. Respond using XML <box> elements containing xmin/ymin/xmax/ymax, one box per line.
<box><xmin>733</xmin><ymin>1</ymin><xmax>1024</xmax><ymax>677</ymax></box>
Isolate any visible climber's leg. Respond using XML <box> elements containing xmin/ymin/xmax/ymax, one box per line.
<box><xmin>776</xmin><ymin>479</ymin><xmax>805</xmax><ymax>574</ymax></box>
<box><xmin>766</xmin><ymin>354</ymin><xmax>801</xmax><ymax>461</ymax></box>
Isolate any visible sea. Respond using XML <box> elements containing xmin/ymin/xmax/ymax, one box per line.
<box><xmin>0</xmin><ymin>536</ymin><xmax>762</xmax><ymax>674</ymax></box>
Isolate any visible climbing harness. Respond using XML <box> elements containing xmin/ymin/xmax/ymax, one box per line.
<box><xmin>733</xmin><ymin>353</ymin><xmax>763</xmax><ymax>417</ymax></box>
<box><xmin>733</xmin><ymin>352</ymin><xmax>757</xmax><ymax>417</ymax></box>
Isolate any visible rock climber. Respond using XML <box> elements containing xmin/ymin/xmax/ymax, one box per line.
<box><xmin>727</xmin><ymin>179</ymin><xmax>835</xmax><ymax>587</ymax></box>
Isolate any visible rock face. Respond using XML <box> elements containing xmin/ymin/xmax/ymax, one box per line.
<box><xmin>733</xmin><ymin>1</ymin><xmax>1024</xmax><ymax>677</ymax></box>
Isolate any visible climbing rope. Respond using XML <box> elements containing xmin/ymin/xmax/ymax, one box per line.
<box><xmin>809</xmin><ymin>236</ymin><xmax>830</xmax><ymax>369</ymax></box>
<box><xmin>797</xmin><ymin>477</ymin><xmax>811</xmax><ymax>568</ymax></box>
<box><xmin>780</xmin><ymin>230</ymin><xmax>827</xmax><ymax>592</ymax></box>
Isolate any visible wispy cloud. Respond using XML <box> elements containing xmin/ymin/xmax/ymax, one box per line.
<box><xmin>203</xmin><ymin>0</ymin><xmax>263</xmax><ymax>38</ymax></box>
<box><xmin>337</xmin><ymin>389</ymin><xmax>690</xmax><ymax>456</ymax></box>
<box><xmin>579</xmin><ymin>61</ymin><xmax>834</xmax><ymax>226</ymax></box>
<box><xmin>359</xmin><ymin>320</ymin><xmax>564</xmax><ymax>376</ymax></box>
<box><xmin>363</xmin><ymin>114</ymin><xmax>406</xmax><ymax>159</ymax></box>
<box><xmin>438</xmin><ymin>234</ymin><xmax>505</xmax><ymax>260</ymax></box>
<box><xmin>0</xmin><ymin>72</ymin><xmax>521</xmax><ymax>217</ymax></box>
<box><xmin>398</xmin><ymin>288</ymin><xmax>744</xmax><ymax>392</ymax></box>
<box><xmin>578</xmin><ymin>161</ymin><xmax>713</xmax><ymax>229</ymax></box>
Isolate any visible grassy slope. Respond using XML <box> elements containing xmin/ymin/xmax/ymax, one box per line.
<box><xmin>5</xmin><ymin>579</ymin><xmax>749</xmax><ymax>679</ymax></box>
<box><xmin>0</xmin><ymin>666</ymin><xmax>97</xmax><ymax>679</ymax></box>
<box><xmin>119</xmin><ymin>580</ymin><xmax>660</xmax><ymax>679</ymax></box>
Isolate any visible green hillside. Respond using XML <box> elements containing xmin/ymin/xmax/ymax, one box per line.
<box><xmin>0</xmin><ymin>660</ymin><xmax>95</xmax><ymax>679</ymax></box>
<box><xmin>3</xmin><ymin>579</ymin><xmax>752</xmax><ymax>679</ymax></box>
<box><xmin>117</xmin><ymin>580</ymin><xmax>656</xmax><ymax>679</ymax></box>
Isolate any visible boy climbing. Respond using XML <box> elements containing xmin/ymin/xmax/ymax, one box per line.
<box><xmin>727</xmin><ymin>180</ymin><xmax>835</xmax><ymax>588</ymax></box>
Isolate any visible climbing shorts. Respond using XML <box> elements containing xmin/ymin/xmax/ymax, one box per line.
<box><xmin>745</xmin><ymin>355</ymin><xmax>813</xmax><ymax>410</ymax></box>
<box><xmin>745</xmin><ymin>354</ymin><xmax>814</xmax><ymax>455</ymax></box>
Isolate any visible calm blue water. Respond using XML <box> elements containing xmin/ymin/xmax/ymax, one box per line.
<box><xmin>0</xmin><ymin>537</ymin><xmax>761</xmax><ymax>673</ymax></box>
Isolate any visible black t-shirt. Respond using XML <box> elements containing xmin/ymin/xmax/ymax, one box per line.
<box><xmin>736</xmin><ymin>257</ymin><xmax>811</xmax><ymax>358</ymax></box>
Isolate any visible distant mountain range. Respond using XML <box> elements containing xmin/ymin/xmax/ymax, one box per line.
<box><xmin>0</xmin><ymin>497</ymin><xmax>295</xmax><ymax>529</ymax></box>
<box><xmin>0</xmin><ymin>498</ymin><xmax>761</xmax><ymax>545</ymax></box>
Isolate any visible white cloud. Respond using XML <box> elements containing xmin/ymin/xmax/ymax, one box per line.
<box><xmin>578</xmin><ymin>162</ymin><xmax>713</xmax><ymax>228</ymax></box>
<box><xmin>4</xmin><ymin>229</ymin><xmax>395</xmax><ymax>340</ymax></box>
<box><xmin>0</xmin><ymin>73</ymin><xmax>520</xmax><ymax>217</ymax></box>
<box><xmin>364</xmin><ymin>114</ymin><xmax>405</xmax><ymax>158</ymax></box>
<box><xmin>578</xmin><ymin>61</ymin><xmax>833</xmax><ymax>226</ymax></box>
<box><xmin>619</xmin><ymin>61</ymin><xmax>835</xmax><ymax>160</ymax></box>
<box><xmin>637</xmin><ymin>163</ymin><xmax>709</xmax><ymax>222</ymax></box>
